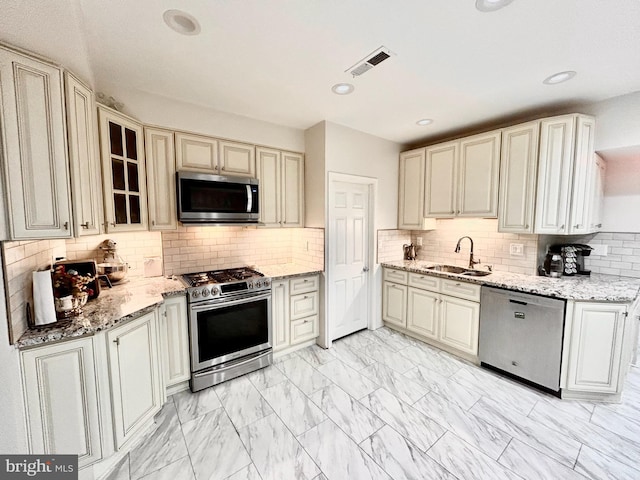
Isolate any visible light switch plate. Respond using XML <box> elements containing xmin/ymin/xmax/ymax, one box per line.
<box><xmin>510</xmin><ymin>243</ymin><xmax>524</xmax><ymax>256</ymax></box>
<box><xmin>416</xmin><ymin>236</ymin><xmax>423</xmax><ymax>246</ymax></box>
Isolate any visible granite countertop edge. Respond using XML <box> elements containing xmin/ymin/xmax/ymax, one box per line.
<box><xmin>381</xmin><ymin>260</ymin><xmax>640</xmax><ymax>302</ymax></box>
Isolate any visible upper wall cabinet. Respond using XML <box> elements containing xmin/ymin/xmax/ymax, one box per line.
<box><xmin>424</xmin><ymin>131</ymin><xmax>500</xmax><ymax>218</ymax></box>
<box><xmin>498</xmin><ymin>121</ymin><xmax>540</xmax><ymax>233</ymax></box>
<box><xmin>175</xmin><ymin>133</ymin><xmax>256</xmax><ymax>177</ymax></box>
<box><xmin>0</xmin><ymin>45</ymin><xmax>73</xmax><ymax>239</ymax></box>
<box><xmin>145</xmin><ymin>127</ymin><xmax>177</xmax><ymax>230</ymax></box>
<box><xmin>398</xmin><ymin>148</ymin><xmax>426</xmax><ymax>229</ymax></box>
<box><xmin>98</xmin><ymin>106</ymin><xmax>148</xmax><ymax>232</ymax></box>
<box><xmin>256</xmin><ymin>147</ymin><xmax>304</xmax><ymax>227</ymax></box>
<box><xmin>65</xmin><ymin>72</ymin><xmax>103</xmax><ymax>236</ymax></box>
<box><xmin>535</xmin><ymin>114</ymin><xmax>595</xmax><ymax>235</ymax></box>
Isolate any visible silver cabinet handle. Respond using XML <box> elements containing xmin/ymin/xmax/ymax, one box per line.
<box><xmin>525</xmin><ymin>224</ymin><xmax>529</xmax><ymax>229</ymax></box>
<box><xmin>363</xmin><ymin>266</ymin><xmax>370</xmax><ymax>272</ymax></box>
<box><xmin>80</xmin><ymin>222</ymin><xmax>90</xmax><ymax>229</ymax></box>
<box><xmin>574</xmin><ymin>224</ymin><xmax>581</xmax><ymax>228</ymax></box>
<box><xmin>560</xmin><ymin>224</ymin><xmax>565</xmax><ymax>229</ymax></box>
<box><xmin>113</xmin><ymin>338</ymin><xmax>120</xmax><ymax>346</ymax></box>
<box><xmin>596</xmin><ymin>223</ymin><xmax>602</xmax><ymax>228</ymax></box>
<box><xmin>63</xmin><ymin>221</ymin><xmax>69</xmax><ymax>230</ymax></box>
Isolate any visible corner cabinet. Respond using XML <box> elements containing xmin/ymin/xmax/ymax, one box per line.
<box><xmin>0</xmin><ymin>45</ymin><xmax>73</xmax><ymax>239</ymax></box>
<box><xmin>106</xmin><ymin>310</ymin><xmax>162</xmax><ymax>449</ymax></box>
<box><xmin>256</xmin><ymin>148</ymin><xmax>304</xmax><ymax>227</ymax></box>
<box><xmin>65</xmin><ymin>72</ymin><xmax>103</xmax><ymax>236</ymax></box>
<box><xmin>145</xmin><ymin>127</ymin><xmax>177</xmax><ymax>230</ymax></box>
<box><xmin>398</xmin><ymin>148</ymin><xmax>426</xmax><ymax>229</ymax></box>
<box><xmin>98</xmin><ymin>106</ymin><xmax>149</xmax><ymax>232</ymax></box>
<box><xmin>21</xmin><ymin>337</ymin><xmax>103</xmax><ymax>468</ymax></box>
<box><xmin>498</xmin><ymin>121</ymin><xmax>540</xmax><ymax>233</ymax></box>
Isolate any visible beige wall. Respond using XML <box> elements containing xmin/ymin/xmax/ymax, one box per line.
<box><xmin>304</xmin><ymin>122</ymin><xmax>327</xmax><ymax>228</ymax></box>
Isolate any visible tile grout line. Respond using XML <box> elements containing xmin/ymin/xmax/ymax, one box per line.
<box><xmin>572</xmin><ymin>443</ymin><xmax>584</xmax><ymax>471</ymax></box>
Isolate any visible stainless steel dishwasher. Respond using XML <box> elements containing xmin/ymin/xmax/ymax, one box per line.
<box><xmin>479</xmin><ymin>286</ymin><xmax>566</xmax><ymax>393</ymax></box>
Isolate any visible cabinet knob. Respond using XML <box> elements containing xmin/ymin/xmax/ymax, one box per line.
<box><xmin>596</xmin><ymin>223</ymin><xmax>602</xmax><ymax>228</ymax></box>
<box><xmin>525</xmin><ymin>224</ymin><xmax>529</xmax><ymax>229</ymax></box>
<box><xmin>560</xmin><ymin>224</ymin><xmax>565</xmax><ymax>230</ymax></box>
<box><xmin>80</xmin><ymin>222</ymin><xmax>91</xmax><ymax>229</ymax></box>
<box><xmin>113</xmin><ymin>338</ymin><xmax>120</xmax><ymax>346</ymax></box>
<box><xmin>363</xmin><ymin>266</ymin><xmax>370</xmax><ymax>272</ymax></box>
<box><xmin>457</xmin><ymin>210</ymin><xmax>460</xmax><ymax>214</ymax></box>
<box><xmin>63</xmin><ymin>221</ymin><xmax>69</xmax><ymax>230</ymax></box>
<box><xmin>110</xmin><ymin>222</ymin><xmax>116</xmax><ymax>227</ymax></box>
<box><xmin>574</xmin><ymin>224</ymin><xmax>581</xmax><ymax>228</ymax></box>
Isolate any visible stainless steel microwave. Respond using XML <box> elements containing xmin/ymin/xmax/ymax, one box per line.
<box><xmin>176</xmin><ymin>171</ymin><xmax>259</xmax><ymax>224</ymax></box>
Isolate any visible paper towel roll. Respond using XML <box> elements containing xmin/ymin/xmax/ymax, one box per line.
<box><xmin>33</xmin><ymin>270</ymin><xmax>57</xmax><ymax>326</ymax></box>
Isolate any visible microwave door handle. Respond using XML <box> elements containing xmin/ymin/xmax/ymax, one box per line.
<box><xmin>246</xmin><ymin>185</ymin><xmax>252</xmax><ymax>212</ymax></box>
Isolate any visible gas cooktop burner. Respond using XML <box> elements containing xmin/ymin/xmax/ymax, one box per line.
<box><xmin>182</xmin><ymin>267</ymin><xmax>264</xmax><ymax>287</ymax></box>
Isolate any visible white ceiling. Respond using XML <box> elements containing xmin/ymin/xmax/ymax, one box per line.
<box><xmin>69</xmin><ymin>1</ymin><xmax>640</xmax><ymax>144</ymax></box>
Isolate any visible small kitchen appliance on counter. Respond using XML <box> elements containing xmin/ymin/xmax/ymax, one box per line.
<box><xmin>403</xmin><ymin>243</ymin><xmax>418</xmax><ymax>260</ymax></box>
<box><xmin>547</xmin><ymin>243</ymin><xmax>593</xmax><ymax>276</ymax></box>
<box><xmin>180</xmin><ymin>267</ymin><xmax>272</xmax><ymax>392</ymax></box>
<box><xmin>97</xmin><ymin>239</ymin><xmax>129</xmax><ymax>284</ymax></box>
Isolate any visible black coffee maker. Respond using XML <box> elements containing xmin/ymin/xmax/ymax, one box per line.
<box><xmin>548</xmin><ymin>244</ymin><xmax>593</xmax><ymax>276</ymax></box>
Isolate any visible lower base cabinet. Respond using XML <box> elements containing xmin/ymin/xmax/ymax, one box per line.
<box><xmin>107</xmin><ymin>310</ymin><xmax>163</xmax><ymax>449</ymax></box>
<box><xmin>273</xmin><ymin>275</ymin><xmax>319</xmax><ymax>351</ymax></box>
<box><xmin>406</xmin><ymin>287</ymin><xmax>439</xmax><ymax>340</ymax></box>
<box><xmin>159</xmin><ymin>296</ymin><xmax>190</xmax><ymax>390</ymax></box>
<box><xmin>21</xmin><ymin>337</ymin><xmax>103</xmax><ymax>468</ymax></box>
<box><xmin>439</xmin><ymin>295</ymin><xmax>480</xmax><ymax>355</ymax></box>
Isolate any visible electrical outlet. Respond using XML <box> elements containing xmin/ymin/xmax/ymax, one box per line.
<box><xmin>416</xmin><ymin>236</ymin><xmax>423</xmax><ymax>246</ymax></box>
<box><xmin>591</xmin><ymin>244</ymin><xmax>608</xmax><ymax>256</ymax></box>
<box><xmin>509</xmin><ymin>243</ymin><xmax>524</xmax><ymax>256</ymax></box>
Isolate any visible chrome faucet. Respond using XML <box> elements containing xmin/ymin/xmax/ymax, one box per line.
<box><xmin>455</xmin><ymin>236</ymin><xmax>480</xmax><ymax>269</ymax></box>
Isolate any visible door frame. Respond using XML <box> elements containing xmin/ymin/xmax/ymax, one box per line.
<box><xmin>322</xmin><ymin>172</ymin><xmax>377</xmax><ymax>348</ymax></box>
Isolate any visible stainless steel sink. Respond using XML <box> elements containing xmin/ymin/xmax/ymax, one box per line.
<box><xmin>425</xmin><ymin>264</ymin><xmax>491</xmax><ymax>276</ymax></box>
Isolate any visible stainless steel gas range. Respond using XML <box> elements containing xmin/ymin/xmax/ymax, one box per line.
<box><xmin>181</xmin><ymin>267</ymin><xmax>272</xmax><ymax>392</ymax></box>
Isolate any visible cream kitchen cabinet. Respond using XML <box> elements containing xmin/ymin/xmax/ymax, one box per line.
<box><xmin>175</xmin><ymin>132</ymin><xmax>218</xmax><ymax>173</ymax></box>
<box><xmin>272</xmin><ymin>275</ymin><xmax>319</xmax><ymax>352</ymax></box>
<box><xmin>21</xmin><ymin>337</ymin><xmax>103</xmax><ymax>468</ymax></box>
<box><xmin>0</xmin><ymin>45</ymin><xmax>73</xmax><ymax>239</ymax></box>
<box><xmin>159</xmin><ymin>295</ymin><xmax>190</xmax><ymax>393</ymax></box>
<box><xmin>534</xmin><ymin>114</ymin><xmax>595</xmax><ymax>235</ymax></box>
<box><xmin>383</xmin><ymin>268</ymin><xmax>481</xmax><ymax>358</ymax></box>
<box><xmin>98</xmin><ymin>106</ymin><xmax>149</xmax><ymax>232</ymax></box>
<box><xmin>107</xmin><ymin>310</ymin><xmax>162</xmax><ymax>449</ymax></box>
<box><xmin>145</xmin><ymin>127</ymin><xmax>177</xmax><ymax>230</ymax></box>
<box><xmin>398</xmin><ymin>148</ymin><xmax>426</xmax><ymax>229</ymax></box>
<box><xmin>256</xmin><ymin>147</ymin><xmax>304</xmax><ymax>227</ymax></box>
<box><xmin>498</xmin><ymin>121</ymin><xmax>540</xmax><ymax>233</ymax></box>
<box><xmin>219</xmin><ymin>140</ymin><xmax>255</xmax><ymax>177</ymax></box>
<box><xmin>65</xmin><ymin>72</ymin><xmax>103</xmax><ymax>236</ymax></box>
<box><xmin>564</xmin><ymin>302</ymin><xmax>628</xmax><ymax>395</ymax></box>
<box><xmin>423</xmin><ymin>131</ymin><xmax>500</xmax><ymax>218</ymax></box>
<box><xmin>589</xmin><ymin>154</ymin><xmax>606</xmax><ymax>232</ymax></box>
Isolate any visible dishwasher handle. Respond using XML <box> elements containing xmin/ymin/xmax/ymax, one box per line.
<box><xmin>509</xmin><ymin>299</ymin><xmax>528</xmax><ymax>306</ymax></box>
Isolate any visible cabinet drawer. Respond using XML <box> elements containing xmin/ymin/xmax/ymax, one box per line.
<box><xmin>291</xmin><ymin>315</ymin><xmax>319</xmax><ymax>345</ymax></box>
<box><xmin>290</xmin><ymin>291</ymin><xmax>319</xmax><ymax>320</ymax></box>
<box><xmin>441</xmin><ymin>279</ymin><xmax>481</xmax><ymax>302</ymax></box>
<box><xmin>408</xmin><ymin>273</ymin><xmax>441</xmax><ymax>291</ymax></box>
<box><xmin>384</xmin><ymin>269</ymin><xmax>408</xmax><ymax>285</ymax></box>
<box><xmin>290</xmin><ymin>275</ymin><xmax>319</xmax><ymax>295</ymax></box>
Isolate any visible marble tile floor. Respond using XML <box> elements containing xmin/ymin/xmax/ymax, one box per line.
<box><xmin>106</xmin><ymin>327</ymin><xmax>640</xmax><ymax>480</ymax></box>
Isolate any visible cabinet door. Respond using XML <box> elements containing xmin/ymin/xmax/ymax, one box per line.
<box><xmin>382</xmin><ymin>282</ymin><xmax>407</xmax><ymax>328</ymax></box>
<box><xmin>535</xmin><ymin>115</ymin><xmax>575</xmax><ymax>234</ymax></box>
<box><xmin>407</xmin><ymin>287</ymin><xmax>439</xmax><ymax>340</ymax></box>
<box><xmin>98</xmin><ymin>106</ymin><xmax>148</xmax><ymax>232</ymax></box>
<box><xmin>291</xmin><ymin>315</ymin><xmax>319</xmax><ymax>345</ymax></box>
<box><xmin>589</xmin><ymin>154</ymin><xmax>606</xmax><ymax>232</ymax></box>
<box><xmin>107</xmin><ymin>311</ymin><xmax>162</xmax><ymax>449</ymax></box>
<box><xmin>219</xmin><ymin>140</ymin><xmax>255</xmax><ymax>177</ymax></box>
<box><xmin>568</xmin><ymin>115</ymin><xmax>596</xmax><ymax>234</ymax></box>
<box><xmin>0</xmin><ymin>47</ymin><xmax>72</xmax><ymax>239</ymax></box>
<box><xmin>256</xmin><ymin>147</ymin><xmax>281</xmax><ymax>227</ymax></box>
<box><xmin>65</xmin><ymin>72</ymin><xmax>103</xmax><ymax>236</ymax></box>
<box><xmin>281</xmin><ymin>151</ymin><xmax>304</xmax><ymax>227</ymax></box>
<box><xmin>160</xmin><ymin>296</ymin><xmax>190</xmax><ymax>388</ymax></box>
<box><xmin>272</xmin><ymin>280</ymin><xmax>290</xmax><ymax>351</ymax></box>
<box><xmin>498</xmin><ymin>121</ymin><xmax>540</xmax><ymax>233</ymax></box>
<box><xmin>398</xmin><ymin>148</ymin><xmax>425</xmax><ymax>229</ymax></box>
<box><xmin>439</xmin><ymin>295</ymin><xmax>479</xmax><ymax>355</ymax></box>
<box><xmin>145</xmin><ymin>127</ymin><xmax>177</xmax><ymax>230</ymax></box>
<box><xmin>458</xmin><ymin>131</ymin><xmax>501</xmax><ymax>217</ymax></box>
<box><xmin>290</xmin><ymin>291</ymin><xmax>319</xmax><ymax>321</ymax></box>
<box><xmin>21</xmin><ymin>337</ymin><xmax>102</xmax><ymax>468</ymax></box>
<box><xmin>425</xmin><ymin>141</ymin><xmax>458</xmax><ymax>217</ymax></box>
<box><xmin>175</xmin><ymin>132</ymin><xmax>218</xmax><ymax>173</ymax></box>
<box><xmin>566</xmin><ymin>303</ymin><xmax>627</xmax><ymax>394</ymax></box>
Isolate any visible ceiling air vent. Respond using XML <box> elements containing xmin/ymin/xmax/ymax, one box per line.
<box><xmin>346</xmin><ymin>46</ymin><xmax>394</xmax><ymax>77</ymax></box>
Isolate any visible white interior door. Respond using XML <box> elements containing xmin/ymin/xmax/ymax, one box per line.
<box><xmin>329</xmin><ymin>180</ymin><xmax>371</xmax><ymax>340</ymax></box>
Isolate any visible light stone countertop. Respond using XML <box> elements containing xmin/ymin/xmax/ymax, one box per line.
<box><xmin>257</xmin><ymin>263</ymin><xmax>323</xmax><ymax>279</ymax></box>
<box><xmin>16</xmin><ymin>276</ymin><xmax>186</xmax><ymax>349</ymax></box>
<box><xmin>382</xmin><ymin>260</ymin><xmax>640</xmax><ymax>302</ymax></box>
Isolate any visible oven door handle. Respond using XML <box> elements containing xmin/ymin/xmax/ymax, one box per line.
<box><xmin>190</xmin><ymin>292</ymin><xmax>271</xmax><ymax>313</ymax></box>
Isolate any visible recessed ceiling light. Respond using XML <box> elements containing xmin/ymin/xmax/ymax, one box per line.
<box><xmin>475</xmin><ymin>0</ymin><xmax>515</xmax><ymax>12</ymax></box>
<box><xmin>416</xmin><ymin>119</ymin><xmax>434</xmax><ymax>126</ymax></box>
<box><xmin>332</xmin><ymin>83</ymin><xmax>354</xmax><ymax>95</ymax></box>
<box><xmin>543</xmin><ymin>71</ymin><xmax>577</xmax><ymax>85</ymax></box>
<box><xmin>163</xmin><ymin>10</ymin><xmax>201</xmax><ymax>35</ymax></box>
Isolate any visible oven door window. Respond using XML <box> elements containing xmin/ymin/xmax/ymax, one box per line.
<box><xmin>196</xmin><ymin>299</ymin><xmax>268</xmax><ymax>363</ymax></box>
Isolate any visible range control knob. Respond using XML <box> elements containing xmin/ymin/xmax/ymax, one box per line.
<box><xmin>212</xmin><ymin>287</ymin><xmax>220</xmax><ymax>296</ymax></box>
<box><xmin>247</xmin><ymin>282</ymin><xmax>253</xmax><ymax>289</ymax></box>
<box><xmin>263</xmin><ymin>279</ymin><xmax>271</xmax><ymax>287</ymax></box>
<box><xmin>201</xmin><ymin>288</ymin><xmax>210</xmax><ymax>297</ymax></box>
<box><xmin>255</xmin><ymin>280</ymin><xmax>262</xmax><ymax>288</ymax></box>
<box><xmin>191</xmin><ymin>290</ymin><xmax>200</xmax><ymax>299</ymax></box>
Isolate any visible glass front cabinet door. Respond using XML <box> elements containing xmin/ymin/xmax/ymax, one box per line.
<box><xmin>98</xmin><ymin>106</ymin><xmax>148</xmax><ymax>232</ymax></box>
